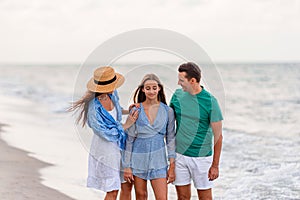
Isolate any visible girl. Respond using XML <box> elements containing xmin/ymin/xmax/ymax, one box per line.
<box><xmin>123</xmin><ymin>74</ymin><xmax>176</xmax><ymax>200</ymax></box>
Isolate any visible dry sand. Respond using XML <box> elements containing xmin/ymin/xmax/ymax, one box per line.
<box><xmin>0</xmin><ymin>123</ymin><xmax>76</xmax><ymax>200</ymax></box>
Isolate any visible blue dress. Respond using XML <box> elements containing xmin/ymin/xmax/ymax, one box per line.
<box><xmin>122</xmin><ymin>102</ymin><xmax>176</xmax><ymax>180</ymax></box>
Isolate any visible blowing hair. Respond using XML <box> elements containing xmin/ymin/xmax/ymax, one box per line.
<box><xmin>133</xmin><ymin>74</ymin><xmax>167</xmax><ymax>104</ymax></box>
<box><xmin>178</xmin><ymin>62</ymin><xmax>201</xmax><ymax>83</ymax></box>
<box><xmin>67</xmin><ymin>91</ymin><xmax>102</xmax><ymax>127</ymax></box>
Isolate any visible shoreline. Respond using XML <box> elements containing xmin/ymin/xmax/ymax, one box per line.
<box><xmin>0</xmin><ymin>123</ymin><xmax>76</xmax><ymax>200</ymax></box>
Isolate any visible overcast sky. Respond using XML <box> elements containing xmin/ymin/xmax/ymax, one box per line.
<box><xmin>0</xmin><ymin>0</ymin><xmax>299</xmax><ymax>63</ymax></box>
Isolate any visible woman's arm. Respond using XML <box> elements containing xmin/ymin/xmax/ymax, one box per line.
<box><xmin>122</xmin><ymin>109</ymin><xmax>138</xmax><ymax>130</ymax></box>
<box><xmin>122</xmin><ymin>109</ymin><xmax>129</xmax><ymax>115</ymax></box>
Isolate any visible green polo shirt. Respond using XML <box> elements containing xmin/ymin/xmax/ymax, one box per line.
<box><xmin>170</xmin><ymin>87</ymin><xmax>223</xmax><ymax>157</ymax></box>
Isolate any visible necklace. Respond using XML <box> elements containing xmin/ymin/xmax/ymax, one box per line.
<box><xmin>98</xmin><ymin>94</ymin><xmax>109</xmax><ymax>101</ymax></box>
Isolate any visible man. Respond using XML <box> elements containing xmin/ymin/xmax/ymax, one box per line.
<box><xmin>170</xmin><ymin>62</ymin><xmax>223</xmax><ymax>200</ymax></box>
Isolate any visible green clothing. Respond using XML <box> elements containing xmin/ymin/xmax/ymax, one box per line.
<box><xmin>170</xmin><ymin>87</ymin><xmax>223</xmax><ymax>157</ymax></box>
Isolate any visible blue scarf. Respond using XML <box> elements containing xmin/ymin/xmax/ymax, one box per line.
<box><xmin>87</xmin><ymin>91</ymin><xmax>126</xmax><ymax>150</ymax></box>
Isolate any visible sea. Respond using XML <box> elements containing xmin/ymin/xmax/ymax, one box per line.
<box><xmin>0</xmin><ymin>62</ymin><xmax>299</xmax><ymax>199</ymax></box>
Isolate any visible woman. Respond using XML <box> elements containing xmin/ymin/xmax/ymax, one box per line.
<box><xmin>122</xmin><ymin>74</ymin><xmax>176</xmax><ymax>200</ymax></box>
<box><xmin>69</xmin><ymin>66</ymin><xmax>138</xmax><ymax>200</ymax></box>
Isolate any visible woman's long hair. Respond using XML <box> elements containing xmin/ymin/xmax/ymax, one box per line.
<box><xmin>67</xmin><ymin>91</ymin><xmax>102</xmax><ymax>127</ymax></box>
<box><xmin>133</xmin><ymin>74</ymin><xmax>167</xmax><ymax>104</ymax></box>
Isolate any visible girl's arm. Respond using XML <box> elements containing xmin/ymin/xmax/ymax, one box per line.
<box><xmin>122</xmin><ymin>124</ymin><xmax>138</xmax><ymax>183</ymax></box>
<box><xmin>166</xmin><ymin>107</ymin><xmax>176</xmax><ymax>183</ymax></box>
<box><xmin>166</xmin><ymin>107</ymin><xmax>176</xmax><ymax>160</ymax></box>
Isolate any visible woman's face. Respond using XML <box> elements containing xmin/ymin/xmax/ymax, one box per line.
<box><xmin>142</xmin><ymin>80</ymin><xmax>160</xmax><ymax>101</ymax></box>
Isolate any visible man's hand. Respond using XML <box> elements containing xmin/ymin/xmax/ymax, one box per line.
<box><xmin>208</xmin><ymin>165</ymin><xmax>219</xmax><ymax>181</ymax></box>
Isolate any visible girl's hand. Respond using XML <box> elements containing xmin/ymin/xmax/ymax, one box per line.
<box><xmin>167</xmin><ymin>163</ymin><xmax>175</xmax><ymax>184</ymax></box>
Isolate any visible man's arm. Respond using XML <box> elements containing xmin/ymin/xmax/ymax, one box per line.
<box><xmin>208</xmin><ymin>120</ymin><xmax>223</xmax><ymax>181</ymax></box>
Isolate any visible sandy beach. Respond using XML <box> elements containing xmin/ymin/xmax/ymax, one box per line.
<box><xmin>0</xmin><ymin>123</ymin><xmax>75</xmax><ymax>200</ymax></box>
<box><xmin>0</xmin><ymin>82</ymin><xmax>105</xmax><ymax>200</ymax></box>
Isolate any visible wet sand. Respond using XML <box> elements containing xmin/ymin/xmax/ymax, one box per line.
<box><xmin>0</xmin><ymin>123</ymin><xmax>76</xmax><ymax>200</ymax></box>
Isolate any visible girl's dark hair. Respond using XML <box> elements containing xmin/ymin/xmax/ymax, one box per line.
<box><xmin>178</xmin><ymin>62</ymin><xmax>201</xmax><ymax>83</ymax></box>
<box><xmin>133</xmin><ymin>74</ymin><xmax>167</xmax><ymax>104</ymax></box>
<box><xmin>67</xmin><ymin>91</ymin><xmax>103</xmax><ymax>127</ymax></box>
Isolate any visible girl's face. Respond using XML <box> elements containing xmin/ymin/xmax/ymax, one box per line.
<box><xmin>142</xmin><ymin>80</ymin><xmax>160</xmax><ymax>101</ymax></box>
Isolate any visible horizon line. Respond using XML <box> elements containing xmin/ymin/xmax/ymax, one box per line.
<box><xmin>0</xmin><ymin>60</ymin><xmax>300</xmax><ymax>66</ymax></box>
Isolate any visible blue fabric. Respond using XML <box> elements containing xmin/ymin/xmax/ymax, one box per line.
<box><xmin>122</xmin><ymin>102</ymin><xmax>176</xmax><ymax>180</ymax></box>
<box><xmin>87</xmin><ymin>90</ymin><xmax>126</xmax><ymax>150</ymax></box>
<box><xmin>133</xmin><ymin>166</ymin><xmax>168</xmax><ymax>180</ymax></box>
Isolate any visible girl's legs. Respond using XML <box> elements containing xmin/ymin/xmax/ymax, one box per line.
<box><xmin>134</xmin><ymin>176</ymin><xmax>148</xmax><ymax>199</ymax></box>
<box><xmin>150</xmin><ymin>178</ymin><xmax>167</xmax><ymax>200</ymax></box>
<box><xmin>104</xmin><ymin>190</ymin><xmax>118</xmax><ymax>200</ymax></box>
<box><xmin>120</xmin><ymin>182</ymin><xmax>133</xmax><ymax>200</ymax></box>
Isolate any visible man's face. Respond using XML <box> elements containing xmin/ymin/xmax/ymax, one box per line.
<box><xmin>178</xmin><ymin>72</ymin><xmax>192</xmax><ymax>92</ymax></box>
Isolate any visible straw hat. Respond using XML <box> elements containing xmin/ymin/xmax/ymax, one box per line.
<box><xmin>87</xmin><ymin>66</ymin><xmax>125</xmax><ymax>93</ymax></box>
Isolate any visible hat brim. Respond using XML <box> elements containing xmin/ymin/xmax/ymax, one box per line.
<box><xmin>86</xmin><ymin>73</ymin><xmax>125</xmax><ymax>93</ymax></box>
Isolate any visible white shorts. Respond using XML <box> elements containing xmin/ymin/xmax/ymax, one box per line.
<box><xmin>173</xmin><ymin>153</ymin><xmax>213</xmax><ymax>190</ymax></box>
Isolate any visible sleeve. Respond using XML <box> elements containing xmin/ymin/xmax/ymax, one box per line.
<box><xmin>87</xmin><ymin>102</ymin><xmax>121</xmax><ymax>142</ymax></box>
<box><xmin>122</xmin><ymin>124</ymin><xmax>137</xmax><ymax>168</ymax></box>
<box><xmin>210</xmin><ymin>96</ymin><xmax>224</xmax><ymax>123</ymax></box>
<box><xmin>166</xmin><ymin>107</ymin><xmax>176</xmax><ymax>159</ymax></box>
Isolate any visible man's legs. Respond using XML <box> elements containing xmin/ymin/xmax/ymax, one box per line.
<box><xmin>197</xmin><ymin>189</ymin><xmax>212</xmax><ymax>200</ymax></box>
<box><xmin>174</xmin><ymin>154</ymin><xmax>192</xmax><ymax>200</ymax></box>
<box><xmin>175</xmin><ymin>155</ymin><xmax>214</xmax><ymax>200</ymax></box>
<box><xmin>175</xmin><ymin>184</ymin><xmax>191</xmax><ymax>200</ymax></box>
<box><xmin>191</xmin><ymin>156</ymin><xmax>213</xmax><ymax>200</ymax></box>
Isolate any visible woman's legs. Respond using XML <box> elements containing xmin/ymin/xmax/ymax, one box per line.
<box><xmin>150</xmin><ymin>178</ymin><xmax>167</xmax><ymax>200</ymax></box>
<box><xmin>134</xmin><ymin>176</ymin><xmax>148</xmax><ymax>199</ymax></box>
<box><xmin>104</xmin><ymin>190</ymin><xmax>118</xmax><ymax>200</ymax></box>
<box><xmin>120</xmin><ymin>182</ymin><xmax>133</xmax><ymax>200</ymax></box>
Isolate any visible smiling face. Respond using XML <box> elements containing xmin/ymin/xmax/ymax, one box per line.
<box><xmin>142</xmin><ymin>80</ymin><xmax>161</xmax><ymax>101</ymax></box>
<box><xmin>178</xmin><ymin>71</ymin><xmax>192</xmax><ymax>92</ymax></box>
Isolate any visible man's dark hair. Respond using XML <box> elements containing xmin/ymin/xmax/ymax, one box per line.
<box><xmin>178</xmin><ymin>62</ymin><xmax>201</xmax><ymax>83</ymax></box>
